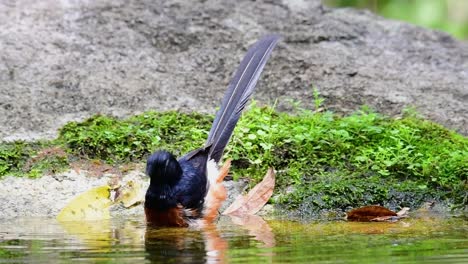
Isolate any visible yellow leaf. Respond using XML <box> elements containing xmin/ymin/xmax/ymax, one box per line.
<box><xmin>114</xmin><ymin>180</ymin><xmax>144</xmax><ymax>208</ymax></box>
<box><xmin>57</xmin><ymin>185</ymin><xmax>112</xmax><ymax>221</ymax></box>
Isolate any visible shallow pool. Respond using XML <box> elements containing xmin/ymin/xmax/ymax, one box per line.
<box><xmin>0</xmin><ymin>214</ymin><xmax>466</xmax><ymax>263</ymax></box>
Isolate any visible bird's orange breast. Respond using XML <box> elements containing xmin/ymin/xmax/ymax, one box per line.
<box><xmin>145</xmin><ymin>207</ymin><xmax>189</xmax><ymax>227</ymax></box>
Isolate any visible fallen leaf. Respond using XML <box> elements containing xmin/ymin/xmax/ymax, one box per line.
<box><xmin>57</xmin><ymin>185</ymin><xmax>113</xmax><ymax>221</ymax></box>
<box><xmin>222</xmin><ymin>168</ymin><xmax>275</xmax><ymax>216</ymax></box>
<box><xmin>368</xmin><ymin>207</ymin><xmax>411</xmax><ymax>222</ymax></box>
<box><xmin>114</xmin><ymin>180</ymin><xmax>144</xmax><ymax>208</ymax></box>
<box><xmin>346</xmin><ymin>205</ymin><xmax>397</xmax><ymax>222</ymax></box>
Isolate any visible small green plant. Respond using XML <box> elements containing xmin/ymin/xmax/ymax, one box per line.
<box><xmin>312</xmin><ymin>86</ymin><xmax>325</xmax><ymax>111</ymax></box>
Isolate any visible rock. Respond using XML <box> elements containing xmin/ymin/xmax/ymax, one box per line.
<box><xmin>0</xmin><ymin>0</ymin><xmax>466</xmax><ymax>141</ymax></box>
<box><xmin>1</xmin><ymin>0</ymin><xmax>467</xmax><ymax>220</ymax></box>
<box><xmin>0</xmin><ymin>170</ymin><xmax>109</xmax><ymax>219</ymax></box>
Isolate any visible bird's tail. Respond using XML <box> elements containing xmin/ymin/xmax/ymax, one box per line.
<box><xmin>206</xmin><ymin>35</ymin><xmax>280</xmax><ymax>163</ymax></box>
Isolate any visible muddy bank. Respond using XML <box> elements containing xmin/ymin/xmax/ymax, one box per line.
<box><xmin>1</xmin><ymin>0</ymin><xmax>467</xmax><ymax>142</ymax></box>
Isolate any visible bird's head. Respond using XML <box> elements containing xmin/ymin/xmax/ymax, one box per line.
<box><xmin>146</xmin><ymin>150</ymin><xmax>182</xmax><ymax>186</ymax></box>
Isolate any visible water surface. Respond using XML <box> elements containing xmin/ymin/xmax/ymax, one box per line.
<box><xmin>0</xmin><ymin>215</ymin><xmax>466</xmax><ymax>263</ymax></box>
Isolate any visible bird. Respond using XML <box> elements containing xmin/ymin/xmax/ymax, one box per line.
<box><xmin>144</xmin><ymin>35</ymin><xmax>280</xmax><ymax>227</ymax></box>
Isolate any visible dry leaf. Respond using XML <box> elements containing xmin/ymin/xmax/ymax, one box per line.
<box><xmin>222</xmin><ymin>168</ymin><xmax>275</xmax><ymax>216</ymax></box>
<box><xmin>370</xmin><ymin>207</ymin><xmax>410</xmax><ymax>222</ymax></box>
<box><xmin>57</xmin><ymin>185</ymin><xmax>113</xmax><ymax>221</ymax></box>
<box><xmin>346</xmin><ymin>205</ymin><xmax>397</xmax><ymax>222</ymax></box>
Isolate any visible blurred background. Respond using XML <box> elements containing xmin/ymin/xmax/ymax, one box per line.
<box><xmin>323</xmin><ymin>0</ymin><xmax>468</xmax><ymax>39</ymax></box>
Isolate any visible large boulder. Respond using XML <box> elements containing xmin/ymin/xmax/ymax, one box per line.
<box><xmin>1</xmin><ymin>0</ymin><xmax>467</xmax><ymax>141</ymax></box>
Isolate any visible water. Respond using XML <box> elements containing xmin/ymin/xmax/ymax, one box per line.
<box><xmin>0</xmin><ymin>215</ymin><xmax>466</xmax><ymax>263</ymax></box>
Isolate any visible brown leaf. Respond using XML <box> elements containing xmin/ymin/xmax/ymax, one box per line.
<box><xmin>346</xmin><ymin>205</ymin><xmax>397</xmax><ymax>222</ymax></box>
<box><xmin>222</xmin><ymin>168</ymin><xmax>275</xmax><ymax>216</ymax></box>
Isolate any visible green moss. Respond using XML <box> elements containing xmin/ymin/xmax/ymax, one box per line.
<box><xmin>0</xmin><ymin>141</ymin><xmax>32</xmax><ymax>175</ymax></box>
<box><xmin>0</xmin><ymin>103</ymin><xmax>466</xmax><ymax>211</ymax></box>
<box><xmin>229</xmin><ymin>104</ymin><xmax>466</xmax><ymax>213</ymax></box>
<box><xmin>0</xmin><ymin>246</ymin><xmax>24</xmax><ymax>259</ymax></box>
<box><xmin>57</xmin><ymin>111</ymin><xmax>212</xmax><ymax>163</ymax></box>
<box><xmin>0</xmin><ymin>142</ymin><xmax>69</xmax><ymax>178</ymax></box>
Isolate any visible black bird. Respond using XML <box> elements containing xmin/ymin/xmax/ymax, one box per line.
<box><xmin>144</xmin><ymin>35</ymin><xmax>280</xmax><ymax>227</ymax></box>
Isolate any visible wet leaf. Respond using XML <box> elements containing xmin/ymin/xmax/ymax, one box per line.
<box><xmin>368</xmin><ymin>207</ymin><xmax>410</xmax><ymax>222</ymax></box>
<box><xmin>223</xmin><ymin>168</ymin><xmax>275</xmax><ymax>216</ymax></box>
<box><xmin>57</xmin><ymin>185</ymin><xmax>112</xmax><ymax>221</ymax></box>
<box><xmin>346</xmin><ymin>205</ymin><xmax>398</xmax><ymax>222</ymax></box>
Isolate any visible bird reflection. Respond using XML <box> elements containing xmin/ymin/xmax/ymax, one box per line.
<box><xmin>144</xmin><ymin>215</ymin><xmax>276</xmax><ymax>263</ymax></box>
<box><xmin>144</xmin><ymin>223</ymin><xmax>227</xmax><ymax>264</ymax></box>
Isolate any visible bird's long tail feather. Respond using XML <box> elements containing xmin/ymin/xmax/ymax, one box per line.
<box><xmin>206</xmin><ymin>35</ymin><xmax>280</xmax><ymax>163</ymax></box>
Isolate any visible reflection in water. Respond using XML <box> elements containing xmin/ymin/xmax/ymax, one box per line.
<box><xmin>144</xmin><ymin>215</ymin><xmax>275</xmax><ymax>263</ymax></box>
<box><xmin>55</xmin><ymin>215</ymin><xmax>274</xmax><ymax>263</ymax></box>
<box><xmin>1</xmin><ymin>216</ymin><xmax>466</xmax><ymax>263</ymax></box>
<box><xmin>230</xmin><ymin>214</ymin><xmax>276</xmax><ymax>248</ymax></box>
<box><xmin>145</xmin><ymin>227</ymin><xmax>208</xmax><ymax>263</ymax></box>
<box><xmin>59</xmin><ymin>219</ymin><xmax>114</xmax><ymax>250</ymax></box>
<box><xmin>144</xmin><ymin>223</ymin><xmax>229</xmax><ymax>263</ymax></box>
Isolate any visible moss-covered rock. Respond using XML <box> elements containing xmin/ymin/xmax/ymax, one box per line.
<box><xmin>1</xmin><ymin>104</ymin><xmax>466</xmax><ymax>213</ymax></box>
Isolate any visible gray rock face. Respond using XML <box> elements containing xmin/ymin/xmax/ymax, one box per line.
<box><xmin>1</xmin><ymin>0</ymin><xmax>467</xmax><ymax>141</ymax></box>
